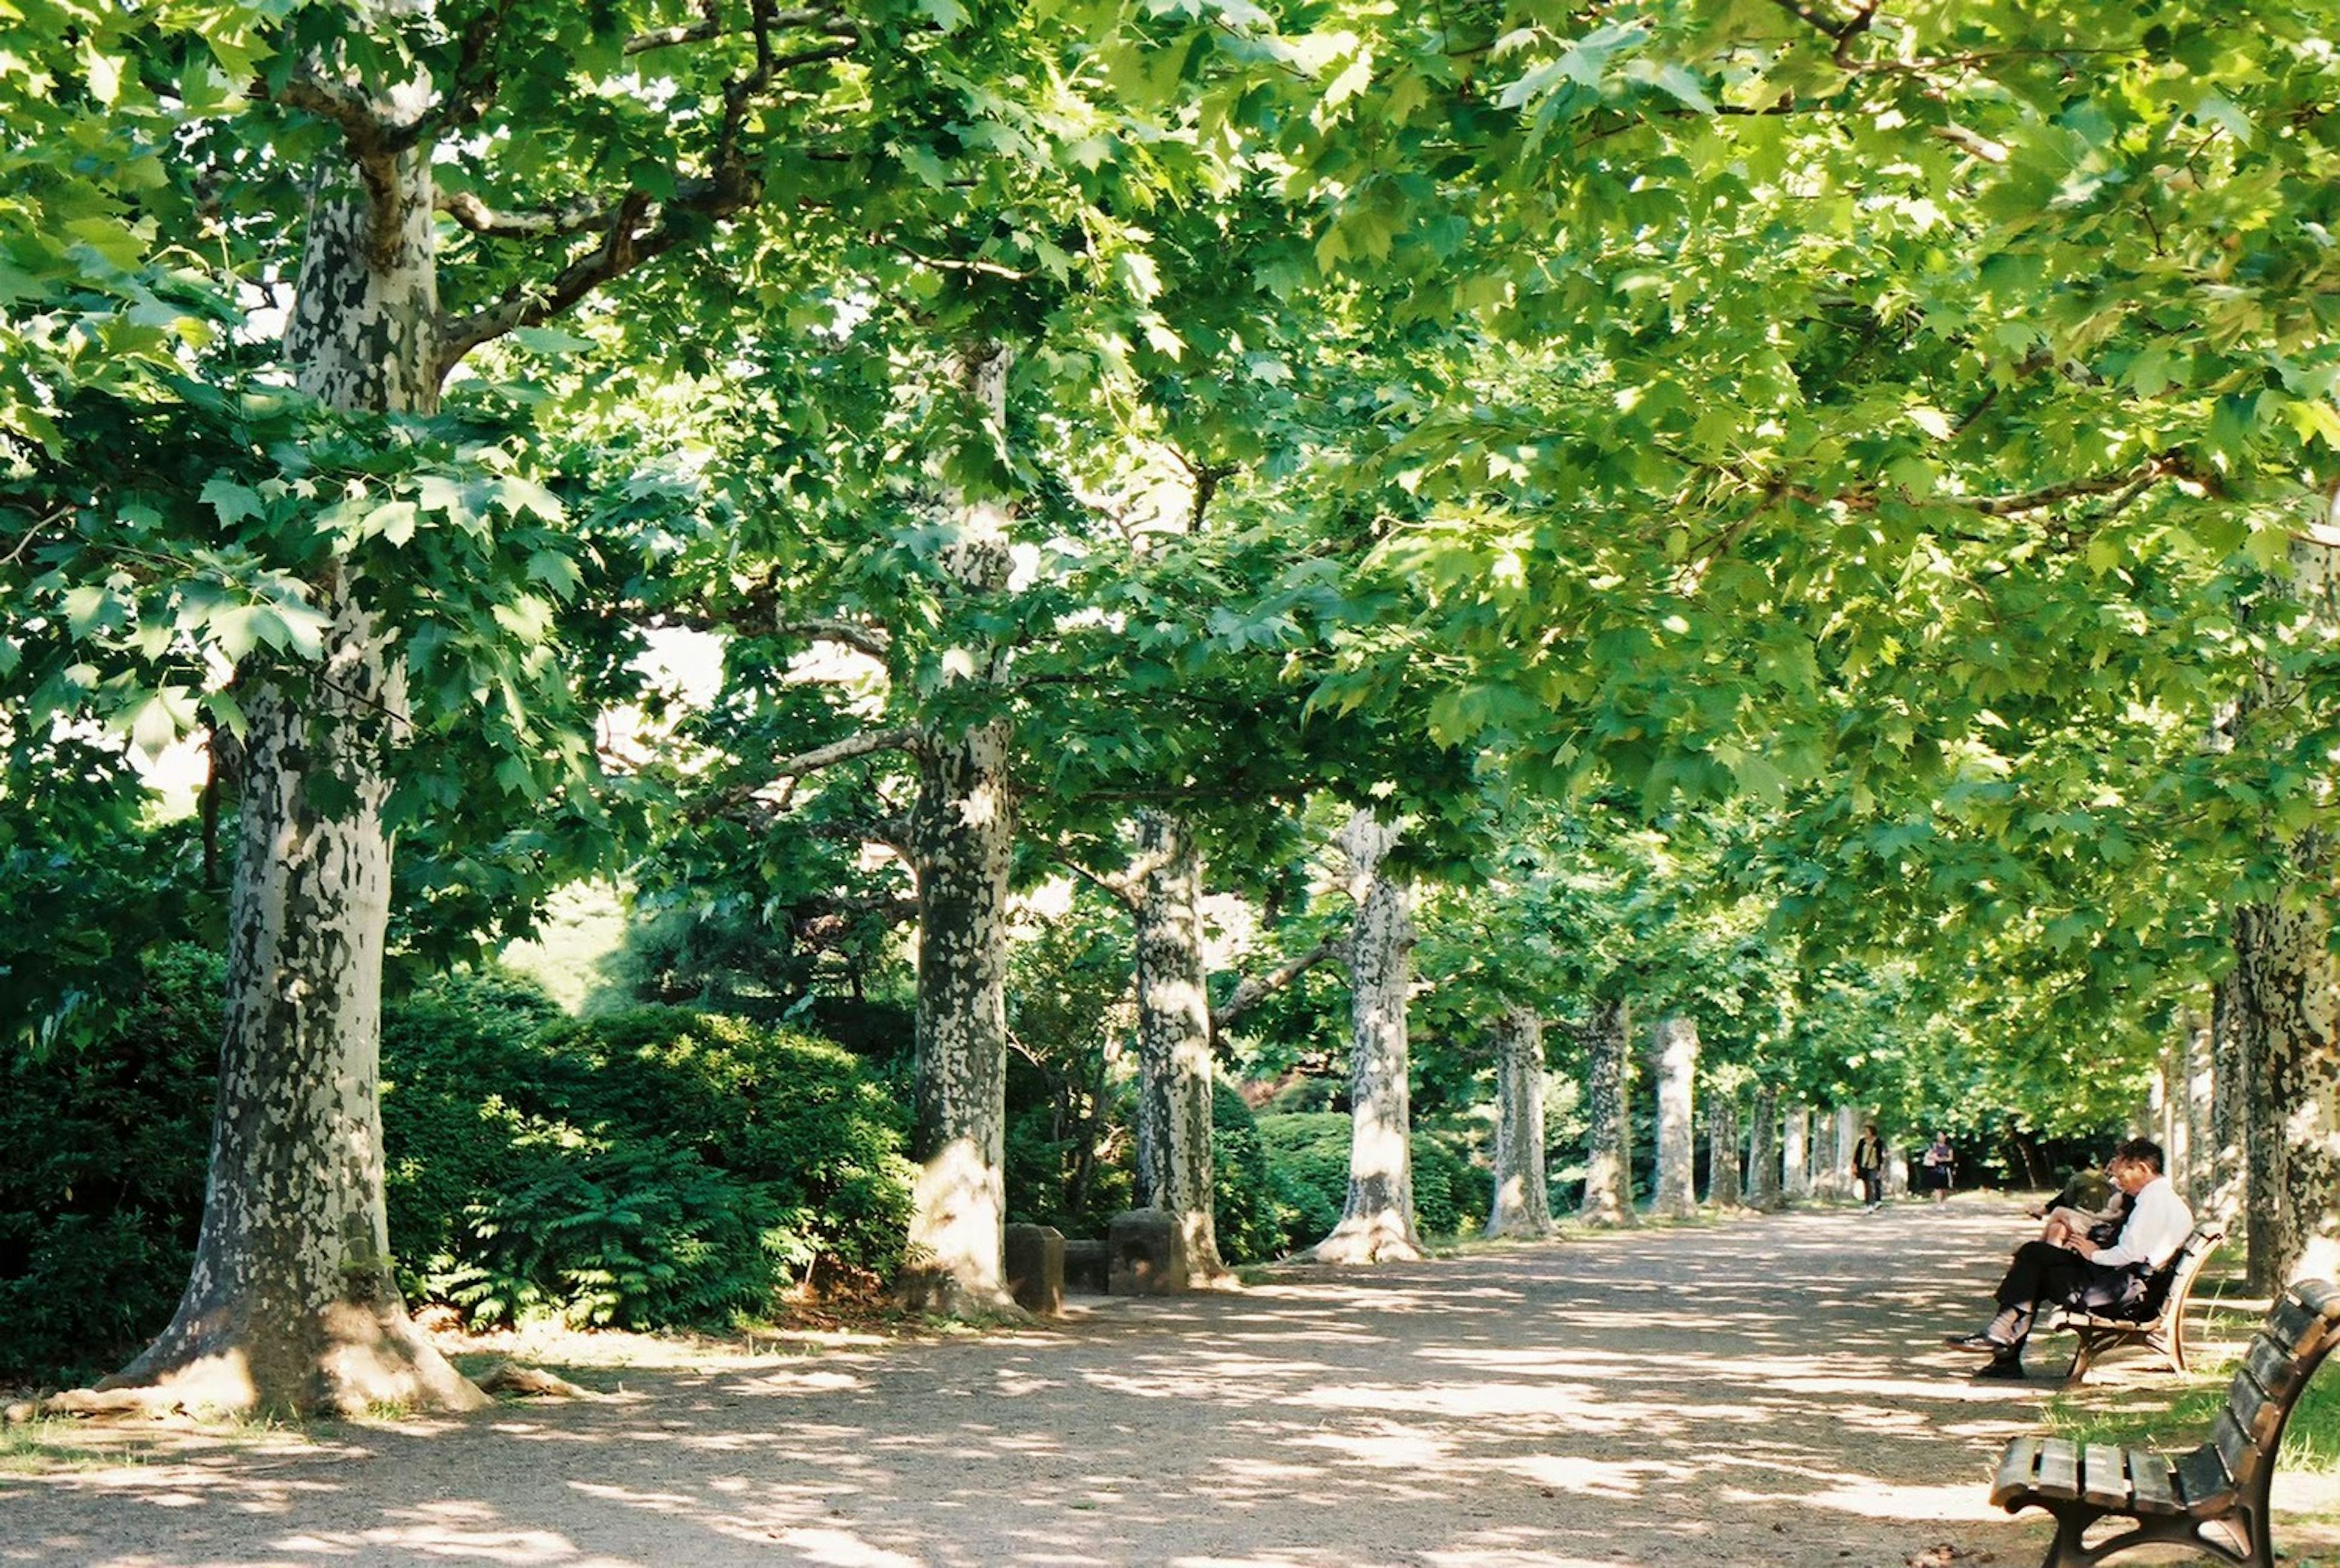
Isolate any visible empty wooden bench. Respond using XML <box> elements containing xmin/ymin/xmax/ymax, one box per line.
<box><xmin>2038</xmin><ymin>1220</ymin><xmax>2227</xmax><ymax>1385</ymax></box>
<box><xmin>1990</xmin><ymin>1276</ymin><xmax>2340</xmax><ymax>1568</ymax></box>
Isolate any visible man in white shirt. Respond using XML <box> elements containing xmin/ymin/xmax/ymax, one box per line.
<box><xmin>1943</xmin><ymin>1137</ymin><xmax>2193</xmax><ymax>1380</ymax></box>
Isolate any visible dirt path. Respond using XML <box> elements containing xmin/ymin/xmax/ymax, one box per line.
<box><xmin>0</xmin><ymin>1197</ymin><xmax>2248</xmax><ymax>1567</ymax></box>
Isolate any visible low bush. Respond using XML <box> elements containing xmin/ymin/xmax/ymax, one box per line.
<box><xmin>385</xmin><ymin>988</ymin><xmax>914</xmax><ymax>1329</ymax></box>
<box><xmin>1211</xmin><ymin>1083</ymin><xmax>1284</xmax><ymax>1266</ymax></box>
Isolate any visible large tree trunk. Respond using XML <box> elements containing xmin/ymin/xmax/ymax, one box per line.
<box><xmin>2180</xmin><ymin>1004</ymin><xmax>2216</xmax><ymax>1210</ymax></box>
<box><xmin>1311</xmin><ymin>811</ymin><xmax>1424</xmax><ymax>1264</ymax></box>
<box><xmin>2209</xmin><ymin>966</ymin><xmax>2251</xmax><ymax>1227</ymax></box>
<box><xmin>1129</xmin><ymin>809</ymin><xmax>1232</xmax><ymax>1285</ymax></box>
<box><xmin>1782</xmin><ymin>1104</ymin><xmax>1812</xmax><ymax>1201</ymax></box>
<box><xmin>2232</xmin><ymin>898</ymin><xmax>2340</xmax><ymax>1290</ymax></box>
<box><xmin>1706</xmin><ymin>1093</ymin><xmax>1742</xmax><ymax>1210</ymax></box>
<box><xmin>898</xmin><ymin>344</ymin><xmax>1022</xmax><ymax>1318</ymax></box>
<box><xmin>104</xmin><ymin>114</ymin><xmax>484</xmax><ymax>1416</ymax></box>
<box><xmin>1649</xmin><ymin>1014</ymin><xmax>1698</xmax><ymax>1219</ymax></box>
<box><xmin>1486</xmin><ymin>1006</ymin><xmax>1555</xmax><ymax>1240</ymax></box>
<box><xmin>1577</xmin><ymin>997</ymin><xmax>1635</xmax><ymax>1225</ymax></box>
<box><xmin>1746</xmin><ymin>1084</ymin><xmax>1782</xmax><ymax>1211</ymax></box>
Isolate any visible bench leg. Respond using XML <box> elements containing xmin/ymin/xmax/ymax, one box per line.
<box><xmin>2035</xmin><ymin>1504</ymin><xmax>2266</xmax><ymax>1568</ymax></box>
<box><xmin>2063</xmin><ymin>1332</ymin><xmax>2097</xmax><ymax>1388</ymax></box>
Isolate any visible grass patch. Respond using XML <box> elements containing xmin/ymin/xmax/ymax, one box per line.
<box><xmin>0</xmin><ymin>1419</ymin><xmax>150</xmax><ymax>1474</ymax></box>
<box><xmin>2043</xmin><ymin>1293</ymin><xmax>2340</xmax><ymax>1476</ymax></box>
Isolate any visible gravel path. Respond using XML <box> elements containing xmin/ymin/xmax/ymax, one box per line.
<box><xmin>0</xmin><ymin>1197</ymin><xmax>2224</xmax><ymax>1567</ymax></box>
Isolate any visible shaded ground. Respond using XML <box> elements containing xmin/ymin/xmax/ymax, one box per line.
<box><xmin>0</xmin><ymin>1196</ymin><xmax>2310</xmax><ymax>1567</ymax></box>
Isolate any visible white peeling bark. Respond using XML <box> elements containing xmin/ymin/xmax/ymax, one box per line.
<box><xmin>1130</xmin><ymin>809</ymin><xmax>1231</xmax><ymax>1286</ymax></box>
<box><xmin>1706</xmin><ymin>1094</ymin><xmax>1742</xmax><ymax>1210</ymax></box>
<box><xmin>2182</xmin><ymin>1004</ymin><xmax>2216</xmax><ymax>1211</ymax></box>
<box><xmin>1782</xmin><ymin>1104</ymin><xmax>1812</xmax><ymax>1201</ymax></box>
<box><xmin>2209</xmin><ymin>968</ymin><xmax>2252</xmax><ymax>1227</ymax></box>
<box><xmin>1649</xmin><ymin>1015</ymin><xmax>1698</xmax><ymax>1219</ymax></box>
<box><xmin>1577</xmin><ymin>997</ymin><xmax>1635</xmax><ymax>1226</ymax></box>
<box><xmin>1746</xmin><ymin>1084</ymin><xmax>1782</xmax><ymax>1211</ymax></box>
<box><xmin>1311</xmin><ymin>811</ymin><xmax>1424</xmax><ymax>1265</ymax></box>
<box><xmin>106</xmin><ymin>98</ymin><xmax>483</xmax><ymax>1416</ymax></box>
<box><xmin>898</xmin><ymin>341</ymin><xmax>1021</xmax><ymax>1318</ymax></box>
<box><xmin>1486</xmin><ymin>1006</ymin><xmax>1555</xmax><ymax>1240</ymax></box>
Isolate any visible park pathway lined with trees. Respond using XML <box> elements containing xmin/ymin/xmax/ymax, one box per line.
<box><xmin>4</xmin><ymin>1197</ymin><xmax>2273</xmax><ymax>1568</ymax></box>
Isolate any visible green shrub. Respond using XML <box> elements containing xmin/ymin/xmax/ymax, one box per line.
<box><xmin>1254</xmin><ymin>1110</ymin><xmax>1489</xmax><ymax>1252</ymax></box>
<box><xmin>383</xmin><ymin>992</ymin><xmax>913</xmax><ymax>1329</ymax></box>
<box><xmin>1211</xmin><ymin>1084</ymin><xmax>1284</xmax><ymax>1266</ymax></box>
<box><xmin>0</xmin><ymin>945</ymin><xmax>219</xmax><ymax>1385</ymax></box>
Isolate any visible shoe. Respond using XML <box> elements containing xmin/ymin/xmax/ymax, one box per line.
<box><xmin>1944</xmin><ymin>1332</ymin><xmax>2005</xmax><ymax>1352</ymax></box>
<box><xmin>1974</xmin><ymin>1357</ymin><xmax>2027</xmax><ymax>1381</ymax></box>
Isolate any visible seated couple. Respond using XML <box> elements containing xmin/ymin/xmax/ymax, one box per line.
<box><xmin>1944</xmin><ymin>1136</ymin><xmax>2191</xmax><ymax>1380</ymax></box>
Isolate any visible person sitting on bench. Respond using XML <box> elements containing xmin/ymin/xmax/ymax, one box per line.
<box><xmin>2030</xmin><ymin>1159</ymin><xmax>2126</xmax><ymax>1250</ymax></box>
<box><xmin>1945</xmin><ymin>1136</ymin><xmax>2192</xmax><ymax>1380</ymax></box>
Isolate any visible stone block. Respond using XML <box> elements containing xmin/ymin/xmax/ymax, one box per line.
<box><xmin>1107</xmin><ymin>1207</ymin><xmax>1188</xmax><ymax>1296</ymax></box>
<box><xmin>1003</xmin><ymin>1223</ymin><xmax>1065</xmax><ymax>1316</ymax></box>
<box><xmin>1062</xmin><ymin>1238</ymin><xmax>1109</xmax><ymax>1295</ymax></box>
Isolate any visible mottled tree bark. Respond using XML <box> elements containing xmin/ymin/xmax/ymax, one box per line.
<box><xmin>898</xmin><ymin>344</ymin><xmax>1021</xmax><ymax>1318</ymax></box>
<box><xmin>2232</xmin><ymin>899</ymin><xmax>2340</xmax><ymax>1290</ymax></box>
<box><xmin>104</xmin><ymin>98</ymin><xmax>484</xmax><ymax>1415</ymax></box>
<box><xmin>1824</xmin><ymin>1107</ymin><xmax>1859</xmax><ymax>1200</ymax></box>
<box><xmin>1311</xmin><ymin>811</ymin><xmax>1424</xmax><ymax>1264</ymax></box>
<box><xmin>1577</xmin><ymin>997</ymin><xmax>1636</xmax><ymax>1226</ymax></box>
<box><xmin>1782</xmin><ymin>1104</ymin><xmax>1812</xmax><ymax>1201</ymax></box>
<box><xmin>1706</xmin><ymin>1094</ymin><xmax>1742</xmax><ymax>1210</ymax></box>
<box><xmin>1487</xmin><ymin>1007</ymin><xmax>1555</xmax><ymax>1240</ymax></box>
<box><xmin>1129</xmin><ymin>809</ymin><xmax>1231</xmax><ymax>1285</ymax></box>
<box><xmin>1650</xmin><ymin>1015</ymin><xmax>1698</xmax><ymax>1219</ymax></box>
<box><xmin>2182</xmin><ymin>1004</ymin><xmax>2216</xmax><ymax>1211</ymax></box>
<box><xmin>1746</xmin><ymin>1084</ymin><xmax>1782</xmax><ymax>1211</ymax></box>
<box><xmin>2208</xmin><ymin>967</ymin><xmax>2251</xmax><ymax>1227</ymax></box>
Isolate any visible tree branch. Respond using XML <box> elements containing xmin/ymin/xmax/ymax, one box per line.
<box><xmin>1213</xmin><ymin>937</ymin><xmax>1344</xmax><ymax>1032</ymax></box>
<box><xmin>436</xmin><ymin>189</ymin><xmax>621</xmax><ymax>239</ymax></box>
<box><xmin>777</xmin><ymin>726</ymin><xmax>923</xmax><ymax>779</ymax></box>
<box><xmin>776</xmin><ymin>617</ymin><xmax>893</xmax><ymax>660</ymax></box>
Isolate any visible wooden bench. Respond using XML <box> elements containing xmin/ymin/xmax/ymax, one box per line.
<box><xmin>2038</xmin><ymin>1220</ymin><xmax>2226</xmax><ymax>1385</ymax></box>
<box><xmin>1990</xmin><ymin>1276</ymin><xmax>2340</xmax><ymax>1568</ymax></box>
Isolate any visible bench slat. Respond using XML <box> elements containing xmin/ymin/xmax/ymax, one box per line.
<box><xmin>2214</xmin><ymin>1406</ymin><xmax>2269</xmax><ymax>1490</ymax></box>
<box><xmin>2175</xmin><ymin>1442</ymin><xmax>2234</xmax><ymax>1514</ymax></box>
<box><xmin>2270</xmin><ymin>1294</ymin><xmax>2322</xmax><ymax>1357</ymax></box>
<box><xmin>2126</xmin><ymin>1448</ymin><xmax>2181</xmax><ymax>1516</ymax></box>
<box><xmin>2035</xmin><ymin>1439</ymin><xmax>2080</xmax><ymax>1502</ymax></box>
<box><xmin>1990</xmin><ymin>1436</ymin><xmax>2045</xmax><ymax>1509</ymax></box>
<box><xmin>2246</xmin><ymin>1332</ymin><xmax>2300</xmax><ymax>1405</ymax></box>
<box><xmin>2227</xmin><ymin>1363</ymin><xmax>2280</xmax><ymax>1448</ymax></box>
<box><xmin>2080</xmin><ymin>1443</ymin><xmax>2129</xmax><ymax>1508</ymax></box>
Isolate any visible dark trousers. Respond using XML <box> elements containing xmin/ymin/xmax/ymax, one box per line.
<box><xmin>1857</xmin><ymin>1169</ymin><xmax>1882</xmax><ymax>1204</ymax></box>
<box><xmin>1996</xmin><ymin>1240</ymin><xmax>2126</xmax><ymax>1336</ymax></box>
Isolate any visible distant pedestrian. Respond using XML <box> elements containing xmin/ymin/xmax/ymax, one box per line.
<box><xmin>1854</xmin><ymin>1123</ymin><xmax>1886</xmax><ymax>1211</ymax></box>
<box><xmin>1918</xmin><ymin>1132</ymin><xmax>1955</xmax><ymax>1204</ymax></box>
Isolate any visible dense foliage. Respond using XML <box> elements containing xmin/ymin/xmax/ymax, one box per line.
<box><xmin>0</xmin><ymin>945</ymin><xmax>218</xmax><ymax>1384</ymax></box>
<box><xmin>386</xmin><ymin>987</ymin><xmax>916</xmax><ymax>1327</ymax></box>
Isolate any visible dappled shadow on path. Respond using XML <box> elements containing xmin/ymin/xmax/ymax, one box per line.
<box><xmin>2</xmin><ymin>1199</ymin><xmax>2118</xmax><ymax>1567</ymax></box>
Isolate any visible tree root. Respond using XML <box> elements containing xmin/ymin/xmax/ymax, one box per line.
<box><xmin>472</xmin><ymin>1361</ymin><xmax>608</xmax><ymax>1400</ymax></box>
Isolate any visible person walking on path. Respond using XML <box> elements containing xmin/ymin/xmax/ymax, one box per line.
<box><xmin>1943</xmin><ymin>1137</ymin><xmax>2192</xmax><ymax>1380</ymax></box>
<box><xmin>1918</xmin><ymin>1131</ymin><xmax>1955</xmax><ymax>1204</ymax></box>
<box><xmin>1854</xmin><ymin>1123</ymin><xmax>1886</xmax><ymax>1211</ymax></box>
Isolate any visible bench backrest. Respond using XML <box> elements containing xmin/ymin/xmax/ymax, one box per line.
<box><xmin>2175</xmin><ymin>1277</ymin><xmax>2340</xmax><ymax>1503</ymax></box>
<box><xmin>2135</xmin><ymin>1221</ymin><xmax>2226</xmax><ymax>1322</ymax></box>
